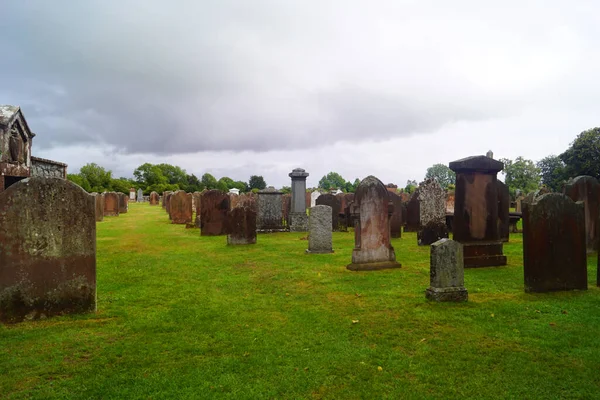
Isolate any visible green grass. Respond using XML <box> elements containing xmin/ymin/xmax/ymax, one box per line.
<box><xmin>1</xmin><ymin>203</ymin><xmax>599</xmax><ymax>399</ymax></box>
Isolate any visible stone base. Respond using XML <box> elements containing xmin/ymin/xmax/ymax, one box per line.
<box><xmin>426</xmin><ymin>287</ymin><xmax>468</xmax><ymax>302</ymax></box>
<box><xmin>306</xmin><ymin>249</ymin><xmax>334</xmax><ymax>254</ymax></box>
<box><xmin>227</xmin><ymin>236</ymin><xmax>256</xmax><ymax>245</ymax></box>
<box><xmin>346</xmin><ymin>261</ymin><xmax>401</xmax><ymax>271</ymax></box>
<box><xmin>289</xmin><ymin>212</ymin><xmax>308</xmax><ymax>232</ymax></box>
<box><xmin>462</xmin><ymin>241</ymin><xmax>507</xmax><ymax>268</ymax></box>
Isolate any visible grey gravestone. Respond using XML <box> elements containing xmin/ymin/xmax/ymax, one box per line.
<box><xmin>289</xmin><ymin>168</ymin><xmax>309</xmax><ymax>231</ymax></box>
<box><xmin>306</xmin><ymin>205</ymin><xmax>333</xmax><ymax>254</ymax></box>
<box><xmin>497</xmin><ymin>180</ymin><xmax>510</xmax><ymax>242</ymax></box>
<box><xmin>137</xmin><ymin>188</ymin><xmax>144</xmax><ymax>202</ymax></box>
<box><xmin>426</xmin><ymin>239</ymin><xmax>468</xmax><ymax>302</ymax></box>
<box><xmin>417</xmin><ymin>178</ymin><xmax>448</xmax><ymax>245</ymax></box>
<box><xmin>257</xmin><ymin>187</ymin><xmax>286</xmax><ymax>232</ymax></box>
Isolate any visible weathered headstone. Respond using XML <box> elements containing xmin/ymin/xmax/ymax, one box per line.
<box><xmin>306</xmin><ymin>205</ymin><xmax>333</xmax><ymax>254</ymax></box>
<box><xmin>342</xmin><ymin>193</ymin><xmax>355</xmax><ymax>232</ymax></box>
<box><xmin>282</xmin><ymin>193</ymin><xmax>291</xmax><ymax>228</ymax></box>
<box><xmin>165</xmin><ymin>192</ymin><xmax>173</xmax><ymax>218</ymax></box>
<box><xmin>425</xmin><ymin>239</ymin><xmax>468</xmax><ymax>302</ymax></box>
<box><xmin>91</xmin><ymin>193</ymin><xmax>104</xmax><ymax>222</ymax></box>
<box><xmin>310</xmin><ymin>190</ymin><xmax>321</xmax><ymax>208</ymax></box>
<box><xmin>200</xmin><ymin>190</ymin><xmax>230</xmax><ymax>236</ymax></box>
<box><xmin>226</xmin><ymin>206</ymin><xmax>257</xmax><ymax>245</ymax></box>
<box><xmin>169</xmin><ymin>190</ymin><xmax>193</xmax><ymax>224</ymax></box>
<box><xmin>515</xmin><ymin>195</ymin><xmax>525</xmax><ymax>213</ymax></box>
<box><xmin>497</xmin><ymin>180</ymin><xmax>510</xmax><ymax>242</ymax></box>
<box><xmin>130</xmin><ymin>188</ymin><xmax>136</xmax><ymax>201</ymax></box>
<box><xmin>417</xmin><ymin>178</ymin><xmax>448</xmax><ymax>245</ymax></box>
<box><xmin>0</xmin><ymin>178</ymin><xmax>96</xmax><ymax>323</ymax></box>
<box><xmin>118</xmin><ymin>193</ymin><xmax>128</xmax><ymax>214</ymax></box>
<box><xmin>103</xmin><ymin>192</ymin><xmax>119</xmax><ymax>217</ymax></box>
<box><xmin>522</xmin><ymin>193</ymin><xmax>587</xmax><ymax>292</ymax></box>
<box><xmin>404</xmin><ymin>191</ymin><xmax>420</xmax><ymax>232</ymax></box>
<box><xmin>192</xmin><ymin>191</ymin><xmax>202</xmax><ymax>227</ymax></box>
<box><xmin>316</xmin><ymin>194</ymin><xmax>341</xmax><ymax>232</ymax></box>
<box><xmin>289</xmin><ymin>168</ymin><xmax>309</xmax><ymax>232</ymax></box>
<box><xmin>149</xmin><ymin>191</ymin><xmax>159</xmax><ymax>205</ymax></box>
<box><xmin>449</xmin><ymin>156</ymin><xmax>507</xmax><ymax>268</ymax></box>
<box><xmin>388</xmin><ymin>191</ymin><xmax>403</xmax><ymax>239</ymax></box>
<box><xmin>347</xmin><ymin>176</ymin><xmax>401</xmax><ymax>271</ymax></box>
<box><xmin>257</xmin><ymin>187</ymin><xmax>286</xmax><ymax>232</ymax></box>
<box><xmin>137</xmin><ymin>188</ymin><xmax>144</xmax><ymax>202</ymax></box>
<box><xmin>564</xmin><ymin>176</ymin><xmax>600</xmax><ymax>253</ymax></box>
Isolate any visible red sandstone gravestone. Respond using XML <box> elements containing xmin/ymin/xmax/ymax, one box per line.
<box><xmin>388</xmin><ymin>191</ymin><xmax>403</xmax><ymax>239</ymax></box>
<box><xmin>0</xmin><ymin>178</ymin><xmax>96</xmax><ymax>323</ymax></box>
<box><xmin>103</xmin><ymin>192</ymin><xmax>119</xmax><ymax>217</ymax></box>
<box><xmin>149</xmin><ymin>191</ymin><xmax>159</xmax><ymax>205</ymax></box>
<box><xmin>404</xmin><ymin>191</ymin><xmax>420</xmax><ymax>233</ymax></box>
<box><xmin>563</xmin><ymin>176</ymin><xmax>600</xmax><ymax>253</ymax></box>
<box><xmin>200</xmin><ymin>190</ymin><xmax>230</xmax><ymax>236</ymax></box>
<box><xmin>316</xmin><ymin>193</ymin><xmax>341</xmax><ymax>232</ymax></box>
<box><xmin>226</xmin><ymin>206</ymin><xmax>257</xmax><ymax>245</ymax></box>
<box><xmin>169</xmin><ymin>190</ymin><xmax>193</xmax><ymax>224</ymax></box>
<box><xmin>118</xmin><ymin>193</ymin><xmax>128</xmax><ymax>214</ymax></box>
<box><xmin>92</xmin><ymin>193</ymin><xmax>104</xmax><ymax>222</ymax></box>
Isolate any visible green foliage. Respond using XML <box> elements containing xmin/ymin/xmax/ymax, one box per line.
<box><xmin>280</xmin><ymin>186</ymin><xmax>291</xmax><ymax>194</ymax></box>
<box><xmin>248</xmin><ymin>175</ymin><xmax>267</xmax><ymax>190</ymax></box>
<box><xmin>425</xmin><ymin>163</ymin><xmax>456</xmax><ymax>189</ymax></box>
<box><xmin>67</xmin><ymin>173</ymin><xmax>91</xmax><ymax>192</ymax></box>
<box><xmin>157</xmin><ymin>163</ymin><xmax>187</xmax><ymax>186</ymax></box>
<box><xmin>79</xmin><ymin>163</ymin><xmax>112</xmax><ymax>192</ymax></box>
<box><xmin>537</xmin><ymin>155</ymin><xmax>569</xmax><ymax>192</ymax></box>
<box><xmin>216</xmin><ymin>179</ymin><xmax>228</xmax><ymax>192</ymax></box>
<box><xmin>181</xmin><ymin>174</ymin><xmax>204</xmax><ymax>193</ymax></box>
<box><xmin>405</xmin><ymin>179</ymin><xmax>418</xmax><ymax>194</ymax></box>
<box><xmin>110</xmin><ymin>178</ymin><xmax>132</xmax><ymax>195</ymax></box>
<box><xmin>560</xmin><ymin>127</ymin><xmax>600</xmax><ymax>178</ymax></box>
<box><xmin>500</xmin><ymin>157</ymin><xmax>541</xmax><ymax>197</ymax></box>
<box><xmin>318</xmin><ymin>172</ymin><xmax>346</xmax><ymax>190</ymax></box>
<box><xmin>201</xmin><ymin>173</ymin><xmax>218</xmax><ymax>190</ymax></box>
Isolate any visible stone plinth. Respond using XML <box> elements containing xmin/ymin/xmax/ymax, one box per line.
<box><xmin>388</xmin><ymin>191</ymin><xmax>403</xmax><ymax>238</ymax></box>
<box><xmin>226</xmin><ymin>206</ymin><xmax>257</xmax><ymax>245</ymax></box>
<box><xmin>0</xmin><ymin>178</ymin><xmax>96</xmax><ymax>323</ymax></box>
<box><xmin>257</xmin><ymin>187</ymin><xmax>286</xmax><ymax>232</ymax></box>
<box><xmin>200</xmin><ymin>190</ymin><xmax>230</xmax><ymax>236</ymax></box>
<box><xmin>149</xmin><ymin>191</ymin><xmax>159</xmax><ymax>205</ymax></box>
<box><xmin>417</xmin><ymin>178</ymin><xmax>448</xmax><ymax>245</ymax></box>
<box><xmin>522</xmin><ymin>193</ymin><xmax>587</xmax><ymax>292</ymax></box>
<box><xmin>347</xmin><ymin>176</ymin><xmax>401</xmax><ymax>271</ymax></box>
<box><xmin>449</xmin><ymin>155</ymin><xmax>507</xmax><ymax>268</ymax></box>
<box><xmin>170</xmin><ymin>191</ymin><xmax>193</xmax><ymax>224</ymax></box>
<box><xmin>103</xmin><ymin>192</ymin><xmax>119</xmax><ymax>217</ymax></box>
<box><xmin>497</xmin><ymin>181</ymin><xmax>509</xmax><ymax>242</ymax></box>
<box><xmin>306</xmin><ymin>205</ymin><xmax>333</xmax><ymax>254</ymax></box>
<box><xmin>564</xmin><ymin>176</ymin><xmax>600</xmax><ymax>253</ymax></box>
<box><xmin>316</xmin><ymin>194</ymin><xmax>341</xmax><ymax>232</ymax></box>
<box><xmin>426</xmin><ymin>239</ymin><xmax>468</xmax><ymax>302</ymax></box>
<box><xmin>289</xmin><ymin>168</ymin><xmax>309</xmax><ymax>232</ymax></box>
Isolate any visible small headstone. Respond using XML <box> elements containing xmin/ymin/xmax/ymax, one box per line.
<box><xmin>486</xmin><ymin>150</ymin><xmax>494</xmax><ymax>158</ymax></box>
<box><xmin>103</xmin><ymin>192</ymin><xmax>119</xmax><ymax>217</ymax></box>
<box><xmin>130</xmin><ymin>188</ymin><xmax>136</xmax><ymax>201</ymax></box>
<box><xmin>226</xmin><ymin>206</ymin><xmax>257</xmax><ymax>245</ymax></box>
<box><xmin>257</xmin><ymin>187</ymin><xmax>286</xmax><ymax>232</ymax></box>
<box><xmin>169</xmin><ymin>190</ymin><xmax>193</xmax><ymax>224</ymax></box>
<box><xmin>118</xmin><ymin>193</ymin><xmax>128</xmax><ymax>214</ymax></box>
<box><xmin>200</xmin><ymin>190</ymin><xmax>230</xmax><ymax>236</ymax></box>
<box><xmin>316</xmin><ymin>194</ymin><xmax>341</xmax><ymax>232</ymax></box>
<box><xmin>522</xmin><ymin>193</ymin><xmax>587</xmax><ymax>292</ymax></box>
<box><xmin>165</xmin><ymin>192</ymin><xmax>173</xmax><ymax>218</ymax></box>
<box><xmin>425</xmin><ymin>239</ymin><xmax>468</xmax><ymax>302</ymax></box>
<box><xmin>417</xmin><ymin>178</ymin><xmax>448</xmax><ymax>245</ymax></box>
<box><xmin>137</xmin><ymin>188</ymin><xmax>144</xmax><ymax>202</ymax></box>
<box><xmin>91</xmin><ymin>192</ymin><xmax>104</xmax><ymax>222</ymax></box>
<box><xmin>149</xmin><ymin>191</ymin><xmax>159</xmax><ymax>205</ymax></box>
<box><xmin>306</xmin><ymin>205</ymin><xmax>333</xmax><ymax>254</ymax></box>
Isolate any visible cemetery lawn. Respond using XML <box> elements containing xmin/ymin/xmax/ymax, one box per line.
<box><xmin>2</xmin><ymin>204</ymin><xmax>600</xmax><ymax>399</ymax></box>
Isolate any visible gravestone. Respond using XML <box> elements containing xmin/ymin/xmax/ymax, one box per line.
<box><xmin>137</xmin><ymin>188</ymin><xmax>144</xmax><ymax>202</ymax></box>
<box><xmin>149</xmin><ymin>191</ymin><xmax>159</xmax><ymax>205</ymax></box>
<box><xmin>311</xmin><ymin>190</ymin><xmax>321</xmax><ymax>208</ymax></box>
<box><xmin>305</xmin><ymin>191</ymin><xmax>311</xmax><ymax>211</ymax></box>
<box><xmin>289</xmin><ymin>168</ymin><xmax>309</xmax><ymax>231</ymax></box>
<box><xmin>522</xmin><ymin>193</ymin><xmax>587</xmax><ymax>292</ymax></box>
<box><xmin>446</xmin><ymin>191</ymin><xmax>455</xmax><ymax>214</ymax></box>
<box><xmin>118</xmin><ymin>193</ymin><xmax>128</xmax><ymax>214</ymax></box>
<box><xmin>165</xmin><ymin>192</ymin><xmax>173</xmax><ymax>218</ymax></box>
<box><xmin>342</xmin><ymin>193</ymin><xmax>355</xmax><ymax>232</ymax></box>
<box><xmin>497</xmin><ymin>180</ymin><xmax>510</xmax><ymax>242</ymax></box>
<box><xmin>169</xmin><ymin>191</ymin><xmax>193</xmax><ymax>224</ymax></box>
<box><xmin>257</xmin><ymin>187</ymin><xmax>286</xmax><ymax>232</ymax></box>
<box><xmin>192</xmin><ymin>191</ymin><xmax>202</xmax><ymax>227</ymax></box>
<box><xmin>282</xmin><ymin>193</ymin><xmax>291</xmax><ymax>228</ymax></box>
<box><xmin>200</xmin><ymin>190</ymin><xmax>230</xmax><ymax>236</ymax></box>
<box><xmin>347</xmin><ymin>176</ymin><xmax>401</xmax><ymax>271</ymax></box>
<box><xmin>417</xmin><ymin>178</ymin><xmax>448</xmax><ymax>245</ymax></box>
<box><xmin>306</xmin><ymin>205</ymin><xmax>333</xmax><ymax>254</ymax></box>
<box><xmin>103</xmin><ymin>192</ymin><xmax>119</xmax><ymax>217</ymax></box>
<box><xmin>388</xmin><ymin>191</ymin><xmax>403</xmax><ymax>238</ymax></box>
<box><xmin>449</xmin><ymin>156</ymin><xmax>507</xmax><ymax>268</ymax></box>
<box><xmin>336</xmin><ymin>193</ymin><xmax>349</xmax><ymax>232</ymax></box>
<box><xmin>162</xmin><ymin>191</ymin><xmax>170</xmax><ymax>208</ymax></box>
<box><xmin>130</xmin><ymin>188</ymin><xmax>136</xmax><ymax>201</ymax></box>
<box><xmin>0</xmin><ymin>178</ymin><xmax>96</xmax><ymax>323</ymax></box>
<box><xmin>564</xmin><ymin>176</ymin><xmax>600</xmax><ymax>253</ymax></box>
<box><xmin>91</xmin><ymin>193</ymin><xmax>104</xmax><ymax>222</ymax></box>
<box><xmin>425</xmin><ymin>239</ymin><xmax>468</xmax><ymax>302</ymax></box>
<box><xmin>404</xmin><ymin>191</ymin><xmax>420</xmax><ymax>232</ymax></box>
<box><xmin>515</xmin><ymin>195</ymin><xmax>525</xmax><ymax>213</ymax></box>
<box><xmin>226</xmin><ymin>206</ymin><xmax>257</xmax><ymax>245</ymax></box>
<box><xmin>316</xmin><ymin>194</ymin><xmax>341</xmax><ymax>232</ymax></box>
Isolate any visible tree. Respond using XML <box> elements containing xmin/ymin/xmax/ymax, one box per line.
<box><xmin>500</xmin><ymin>157</ymin><xmax>541</xmax><ymax>197</ymax></box>
<box><xmin>560</xmin><ymin>127</ymin><xmax>600</xmax><ymax>179</ymax></box>
<box><xmin>110</xmin><ymin>178</ymin><xmax>132</xmax><ymax>195</ymax></box>
<box><xmin>318</xmin><ymin>172</ymin><xmax>346</xmax><ymax>190</ymax></box>
<box><xmin>405</xmin><ymin>179</ymin><xmax>418</xmax><ymax>194</ymax></box>
<box><xmin>79</xmin><ymin>163</ymin><xmax>112</xmax><ymax>192</ymax></box>
<box><xmin>216</xmin><ymin>180</ymin><xmax>228</xmax><ymax>192</ymax></box>
<box><xmin>425</xmin><ymin>164</ymin><xmax>456</xmax><ymax>189</ymax></box>
<box><xmin>156</xmin><ymin>163</ymin><xmax>187</xmax><ymax>186</ymax></box>
<box><xmin>133</xmin><ymin>163</ymin><xmax>168</xmax><ymax>190</ymax></box>
<box><xmin>67</xmin><ymin>173</ymin><xmax>91</xmax><ymax>192</ymax></box>
<box><xmin>249</xmin><ymin>175</ymin><xmax>267</xmax><ymax>190</ymax></box>
<box><xmin>280</xmin><ymin>186</ymin><xmax>292</xmax><ymax>194</ymax></box>
<box><xmin>181</xmin><ymin>174</ymin><xmax>204</xmax><ymax>193</ymax></box>
<box><xmin>201</xmin><ymin>173</ymin><xmax>218</xmax><ymax>190</ymax></box>
<box><xmin>537</xmin><ymin>155</ymin><xmax>568</xmax><ymax>192</ymax></box>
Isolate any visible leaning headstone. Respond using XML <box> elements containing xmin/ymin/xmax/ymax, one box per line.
<box><xmin>522</xmin><ymin>193</ymin><xmax>587</xmax><ymax>292</ymax></box>
<box><xmin>404</xmin><ymin>191</ymin><xmax>420</xmax><ymax>232</ymax></box>
<box><xmin>169</xmin><ymin>190</ymin><xmax>193</xmax><ymax>224</ymax></box>
<box><xmin>347</xmin><ymin>176</ymin><xmax>401</xmax><ymax>271</ymax></box>
<box><xmin>497</xmin><ymin>180</ymin><xmax>510</xmax><ymax>242</ymax></box>
<box><xmin>0</xmin><ymin>178</ymin><xmax>96</xmax><ymax>323</ymax></box>
<box><xmin>226</xmin><ymin>206</ymin><xmax>257</xmax><ymax>245</ymax></box>
<box><xmin>257</xmin><ymin>187</ymin><xmax>286</xmax><ymax>232</ymax></box>
<box><xmin>103</xmin><ymin>192</ymin><xmax>119</xmax><ymax>217</ymax></box>
<box><xmin>316</xmin><ymin>194</ymin><xmax>341</xmax><ymax>232</ymax></box>
<box><xmin>425</xmin><ymin>239</ymin><xmax>468</xmax><ymax>302</ymax></box>
<box><xmin>91</xmin><ymin>193</ymin><xmax>104</xmax><ymax>222</ymax></box>
<box><xmin>289</xmin><ymin>168</ymin><xmax>309</xmax><ymax>232</ymax></box>
<box><xmin>564</xmin><ymin>176</ymin><xmax>600</xmax><ymax>253</ymax></box>
<box><xmin>417</xmin><ymin>178</ymin><xmax>448</xmax><ymax>245</ymax></box>
<box><xmin>306</xmin><ymin>205</ymin><xmax>333</xmax><ymax>254</ymax></box>
<box><xmin>137</xmin><ymin>188</ymin><xmax>144</xmax><ymax>202</ymax></box>
<box><xmin>200</xmin><ymin>190</ymin><xmax>230</xmax><ymax>236</ymax></box>
<box><xmin>118</xmin><ymin>193</ymin><xmax>128</xmax><ymax>214</ymax></box>
<box><xmin>149</xmin><ymin>191</ymin><xmax>159</xmax><ymax>205</ymax></box>
<box><xmin>388</xmin><ymin>191</ymin><xmax>403</xmax><ymax>238</ymax></box>
<box><xmin>449</xmin><ymin>155</ymin><xmax>507</xmax><ymax>268</ymax></box>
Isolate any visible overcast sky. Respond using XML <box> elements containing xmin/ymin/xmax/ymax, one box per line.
<box><xmin>1</xmin><ymin>1</ymin><xmax>599</xmax><ymax>188</ymax></box>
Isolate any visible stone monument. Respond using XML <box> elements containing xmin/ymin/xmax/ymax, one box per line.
<box><xmin>137</xmin><ymin>188</ymin><xmax>144</xmax><ymax>202</ymax></box>
<box><xmin>417</xmin><ymin>178</ymin><xmax>448</xmax><ymax>245</ymax></box>
<box><xmin>289</xmin><ymin>168</ymin><xmax>309</xmax><ymax>232</ymax></box>
<box><xmin>425</xmin><ymin>239</ymin><xmax>468</xmax><ymax>302</ymax></box>
<box><xmin>149</xmin><ymin>191</ymin><xmax>159</xmax><ymax>205</ymax></box>
<box><xmin>316</xmin><ymin>194</ymin><xmax>341</xmax><ymax>232</ymax></box>
<box><xmin>200</xmin><ymin>190</ymin><xmax>230</xmax><ymax>236</ymax></box>
<box><xmin>306</xmin><ymin>205</ymin><xmax>333</xmax><ymax>254</ymax></box>
<box><xmin>388</xmin><ymin>191</ymin><xmax>403</xmax><ymax>238</ymax></box>
<box><xmin>563</xmin><ymin>175</ymin><xmax>600</xmax><ymax>253</ymax></box>
<box><xmin>103</xmin><ymin>192</ymin><xmax>119</xmax><ymax>217</ymax></box>
<box><xmin>169</xmin><ymin>190</ymin><xmax>193</xmax><ymax>224</ymax></box>
<box><xmin>257</xmin><ymin>187</ymin><xmax>286</xmax><ymax>232</ymax></box>
<box><xmin>226</xmin><ymin>206</ymin><xmax>257</xmax><ymax>245</ymax></box>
